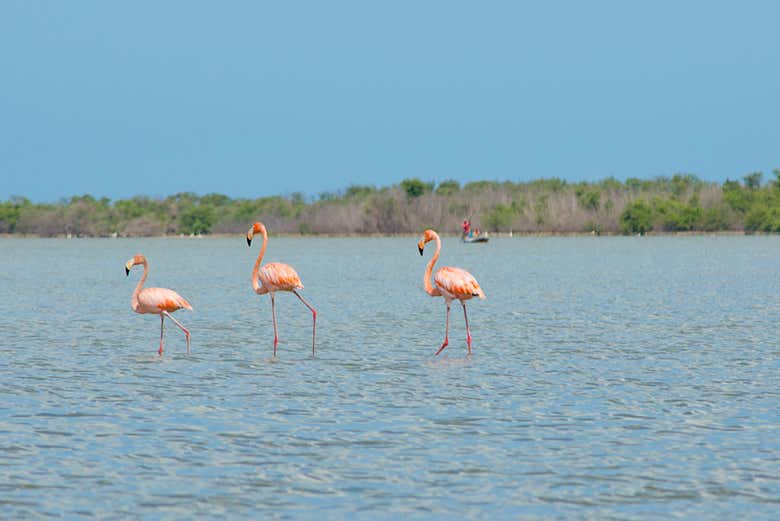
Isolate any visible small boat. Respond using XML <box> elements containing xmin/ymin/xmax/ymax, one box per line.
<box><xmin>462</xmin><ymin>234</ymin><xmax>489</xmax><ymax>243</ymax></box>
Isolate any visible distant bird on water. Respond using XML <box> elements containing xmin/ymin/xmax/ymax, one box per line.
<box><xmin>125</xmin><ymin>254</ymin><xmax>192</xmax><ymax>355</ymax></box>
<box><xmin>418</xmin><ymin>229</ymin><xmax>485</xmax><ymax>356</ymax></box>
<box><xmin>247</xmin><ymin>221</ymin><xmax>317</xmax><ymax>357</ymax></box>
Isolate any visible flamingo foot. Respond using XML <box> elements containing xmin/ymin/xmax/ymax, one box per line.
<box><xmin>158</xmin><ymin>345</ymin><xmax>164</xmax><ymax>356</ymax></box>
<box><xmin>466</xmin><ymin>334</ymin><xmax>472</xmax><ymax>355</ymax></box>
<box><xmin>434</xmin><ymin>339</ymin><xmax>449</xmax><ymax>356</ymax></box>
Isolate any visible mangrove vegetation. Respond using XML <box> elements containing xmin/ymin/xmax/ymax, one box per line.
<box><xmin>2</xmin><ymin>171</ymin><xmax>780</xmax><ymax>236</ymax></box>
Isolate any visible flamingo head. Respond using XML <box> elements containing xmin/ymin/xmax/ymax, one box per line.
<box><xmin>247</xmin><ymin>221</ymin><xmax>266</xmax><ymax>247</ymax></box>
<box><xmin>125</xmin><ymin>254</ymin><xmax>145</xmax><ymax>275</ymax></box>
<box><xmin>418</xmin><ymin>229</ymin><xmax>438</xmax><ymax>255</ymax></box>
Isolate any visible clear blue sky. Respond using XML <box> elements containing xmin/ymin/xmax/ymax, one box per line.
<box><xmin>1</xmin><ymin>1</ymin><xmax>778</xmax><ymax>202</ymax></box>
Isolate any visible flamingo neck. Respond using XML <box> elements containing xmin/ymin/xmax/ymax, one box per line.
<box><xmin>252</xmin><ymin>227</ymin><xmax>268</xmax><ymax>293</ymax></box>
<box><xmin>424</xmin><ymin>233</ymin><xmax>442</xmax><ymax>296</ymax></box>
<box><xmin>131</xmin><ymin>259</ymin><xmax>148</xmax><ymax>311</ymax></box>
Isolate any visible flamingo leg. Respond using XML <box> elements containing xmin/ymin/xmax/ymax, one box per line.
<box><xmin>434</xmin><ymin>301</ymin><xmax>451</xmax><ymax>356</ymax></box>
<box><xmin>461</xmin><ymin>300</ymin><xmax>472</xmax><ymax>355</ymax></box>
<box><xmin>158</xmin><ymin>314</ymin><xmax>165</xmax><ymax>355</ymax></box>
<box><xmin>270</xmin><ymin>292</ymin><xmax>279</xmax><ymax>356</ymax></box>
<box><xmin>162</xmin><ymin>311</ymin><xmax>190</xmax><ymax>354</ymax></box>
<box><xmin>292</xmin><ymin>289</ymin><xmax>317</xmax><ymax>356</ymax></box>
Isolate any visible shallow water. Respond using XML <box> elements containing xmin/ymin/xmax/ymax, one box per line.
<box><xmin>1</xmin><ymin>236</ymin><xmax>779</xmax><ymax>519</ymax></box>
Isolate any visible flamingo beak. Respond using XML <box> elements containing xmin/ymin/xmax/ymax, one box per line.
<box><xmin>418</xmin><ymin>243</ymin><xmax>424</xmax><ymax>256</ymax></box>
<box><xmin>125</xmin><ymin>267</ymin><xmax>130</xmax><ymax>276</ymax></box>
<box><xmin>246</xmin><ymin>236</ymin><xmax>252</xmax><ymax>247</ymax></box>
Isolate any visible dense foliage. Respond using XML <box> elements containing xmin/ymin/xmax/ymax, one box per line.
<box><xmin>2</xmin><ymin>171</ymin><xmax>780</xmax><ymax>236</ymax></box>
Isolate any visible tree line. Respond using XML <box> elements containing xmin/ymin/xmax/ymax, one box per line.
<box><xmin>2</xmin><ymin>171</ymin><xmax>780</xmax><ymax>236</ymax></box>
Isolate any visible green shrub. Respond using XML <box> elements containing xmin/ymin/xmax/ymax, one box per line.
<box><xmin>179</xmin><ymin>205</ymin><xmax>217</xmax><ymax>235</ymax></box>
<box><xmin>669</xmin><ymin>173</ymin><xmax>703</xmax><ymax>197</ymax></box>
<box><xmin>620</xmin><ymin>200</ymin><xmax>653</xmax><ymax>234</ymax></box>
<box><xmin>676</xmin><ymin>204</ymin><xmax>703</xmax><ymax>231</ymax></box>
<box><xmin>652</xmin><ymin>198</ymin><xmax>702</xmax><ymax>231</ymax></box>
<box><xmin>744</xmin><ymin>206</ymin><xmax>766</xmax><ymax>232</ymax></box>
<box><xmin>435</xmin><ymin>179</ymin><xmax>460</xmax><ymax>196</ymax></box>
<box><xmin>531</xmin><ymin>178</ymin><xmax>567</xmax><ymax>192</ymax></box>
<box><xmin>0</xmin><ymin>197</ymin><xmax>28</xmax><ymax>232</ymax></box>
<box><xmin>463</xmin><ymin>181</ymin><xmax>499</xmax><ymax>193</ymax></box>
<box><xmin>743</xmin><ymin>205</ymin><xmax>780</xmax><ymax>232</ymax></box>
<box><xmin>700</xmin><ymin>206</ymin><xmax>732</xmax><ymax>231</ymax></box>
<box><xmin>344</xmin><ymin>185</ymin><xmax>375</xmax><ymax>199</ymax></box>
<box><xmin>743</xmin><ymin>171</ymin><xmax>763</xmax><ymax>190</ymax></box>
<box><xmin>484</xmin><ymin>203</ymin><xmax>517</xmax><ymax>231</ymax></box>
<box><xmin>722</xmin><ymin>180</ymin><xmax>752</xmax><ymax>213</ymax></box>
<box><xmin>625</xmin><ymin>177</ymin><xmax>647</xmax><ymax>191</ymax></box>
<box><xmin>114</xmin><ymin>198</ymin><xmax>147</xmax><ymax>220</ymax></box>
<box><xmin>400</xmin><ymin>178</ymin><xmax>433</xmax><ymax>198</ymax></box>
<box><xmin>599</xmin><ymin>177</ymin><xmax>623</xmax><ymax>191</ymax></box>
<box><xmin>534</xmin><ymin>196</ymin><xmax>548</xmax><ymax>226</ymax></box>
<box><xmin>575</xmin><ymin>187</ymin><xmax>601</xmax><ymax>211</ymax></box>
<box><xmin>200</xmin><ymin>193</ymin><xmax>231</xmax><ymax>206</ymax></box>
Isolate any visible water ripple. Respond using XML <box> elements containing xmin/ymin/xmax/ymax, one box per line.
<box><xmin>1</xmin><ymin>237</ymin><xmax>779</xmax><ymax>519</ymax></box>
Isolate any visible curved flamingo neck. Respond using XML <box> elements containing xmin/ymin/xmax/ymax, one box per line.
<box><xmin>424</xmin><ymin>233</ymin><xmax>442</xmax><ymax>296</ymax></box>
<box><xmin>252</xmin><ymin>227</ymin><xmax>268</xmax><ymax>293</ymax></box>
<box><xmin>131</xmin><ymin>258</ymin><xmax>148</xmax><ymax>310</ymax></box>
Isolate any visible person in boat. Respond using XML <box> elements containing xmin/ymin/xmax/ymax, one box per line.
<box><xmin>463</xmin><ymin>219</ymin><xmax>474</xmax><ymax>238</ymax></box>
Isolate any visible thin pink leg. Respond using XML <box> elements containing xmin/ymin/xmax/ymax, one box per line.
<box><xmin>158</xmin><ymin>314</ymin><xmax>165</xmax><ymax>356</ymax></box>
<box><xmin>461</xmin><ymin>300</ymin><xmax>472</xmax><ymax>355</ymax></box>
<box><xmin>292</xmin><ymin>290</ymin><xmax>317</xmax><ymax>356</ymax></box>
<box><xmin>434</xmin><ymin>301</ymin><xmax>451</xmax><ymax>356</ymax></box>
<box><xmin>270</xmin><ymin>293</ymin><xmax>279</xmax><ymax>356</ymax></box>
<box><xmin>163</xmin><ymin>311</ymin><xmax>191</xmax><ymax>354</ymax></box>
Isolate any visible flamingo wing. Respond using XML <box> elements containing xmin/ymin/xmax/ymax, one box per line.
<box><xmin>138</xmin><ymin>287</ymin><xmax>193</xmax><ymax>313</ymax></box>
<box><xmin>435</xmin><ymin>266</ymin><xmax>486</xmax><ymax>299</ymax></box>
<box><xmin>259</xmin><ymin>262</ymin><xmax>304</xmax><ymax>291</ymax></box>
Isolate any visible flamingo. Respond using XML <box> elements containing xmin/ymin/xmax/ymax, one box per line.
<box><xmin>125</xmin><ymin>254</ymin><xmax>192</xmax><ymax>355</ymax></box>
<box><xmin>418</xmin><ymin>229</ymin><xmax>485</xmax><ymax>356</ymax></box>
<box><xmin>247</xmin><ymin>222</ymin><xmax>317</xmax><ymax>357</ymax></box>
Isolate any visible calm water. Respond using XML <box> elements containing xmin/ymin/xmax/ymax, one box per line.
<box><xmin>1</xmin><ymin>236</ymin><xmax>779</xmax><ymax>519</ymax></box>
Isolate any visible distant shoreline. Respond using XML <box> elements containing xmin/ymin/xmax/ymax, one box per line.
<box><xmin>4</xmin><ymin>174</ymin><xmax>780</xmax><ymax>236</ymax></box>
<box><xmin>0</xmin><ymin>231</ymin><xmax>757</xmax><ymax>239</ymax></box>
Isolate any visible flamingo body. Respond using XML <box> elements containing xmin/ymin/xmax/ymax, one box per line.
<box><xmin>258</xmin><ymin>262</ymin><xmax>304</xmax><ymax>293</ymax></box>
<box><xmin>125</xmin><ymin>254</ymin><xmax>192</xmax><ymax>355</ymax></box>
<box><xmin>418</xmin><ymin>229</ymin><xmax>485</xmax><ymax>356</ymax></box>
<box><xmin>135</xmin><ymin>287</ymin><xmax>193</xmax><ymax>314</ymax></box>
<box><xmin>434</xmin><ymin>266</ymin><xmax>485</xmax><ymax>301</ymax></box>
<box><xmin>247</xmin><ymin>222</ymin><xmax>317</xmax><ymax>356</ymax></box>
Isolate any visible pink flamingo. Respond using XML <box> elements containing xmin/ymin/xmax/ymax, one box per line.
<box><xmin>247</xmin><ymin>222</ymin><xmax>317</xmax><ymax>357</ymax></box>
<box><xmin>125</xmin><ymin>254</ymin><xmax>192</xmax><ymax>355</ymax></box>
<box><xmin>418</xmin><ymin>229</ymin><xmax>486</xmax><ymax>356</ymax></box>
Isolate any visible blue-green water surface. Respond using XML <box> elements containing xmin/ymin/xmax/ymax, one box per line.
<box><xmin>0</xmin><ymin>236</ymin><xmax>778</xmax><ymax>519</ymax></box>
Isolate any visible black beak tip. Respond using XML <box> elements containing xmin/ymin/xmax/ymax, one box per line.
<box><xmin>246</xmin><ymin>237</ymin><xmax>252</xmax><ymax>247</ymax></box>
<box><xmin>125</xmin><ymin>267</ymin><xmax>130</xmax><ymax>276</ymax></box>
<box><xmin>418</xmin><ymin>246</ymin><xmax>424</xmax><ymax>256</ymax></box>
